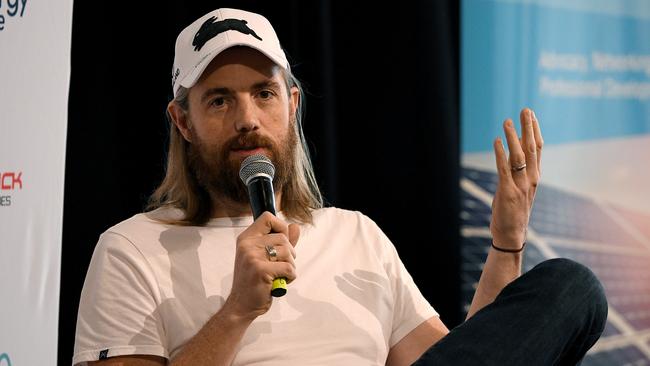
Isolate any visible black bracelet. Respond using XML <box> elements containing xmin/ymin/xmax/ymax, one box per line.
<box><xmin>491</xmin><ymin>241</ymin><xmax>526</xmax><ymax>253</ymax></box>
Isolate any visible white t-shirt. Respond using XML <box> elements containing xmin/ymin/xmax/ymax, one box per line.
<box><xmin>73</xmin><ymin>207</ymin><xmax>437</xmax><ymax>365</ymax></box>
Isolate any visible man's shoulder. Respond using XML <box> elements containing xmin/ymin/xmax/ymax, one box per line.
<box><xmin>310</xmin><ymin>206</ymin><xmax>379</xmax><ymax>228</ymax></box>
<box><xmin>308</xmin><ymin>207</ymin><xmax>393</xmax><ymax>255</ymax></box>
<box><xmin>99</xmin><ymin>207</ymin><xmax>181</xmax><ymax>247</ymax></box>
<box><xmin>107</xmin><ymin>207</ymin><xmax>168</xmax><ymax>231</ymax></box>
<box><xmin>312</xmin><ymin>206</ymin><xmax>357</xmax><ymax>220</ymax></box>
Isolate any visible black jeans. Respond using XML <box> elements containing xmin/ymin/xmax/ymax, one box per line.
<box><xmin>413</xmin><ymin>258</ymin><xmax>608</xmax><ymax>366</ymax></box>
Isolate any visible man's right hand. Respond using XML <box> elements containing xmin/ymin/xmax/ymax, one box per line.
<box><xmin>223</xmin><ymin>211</ymin><xmax>301</xmax><ymax>320</ymax></box>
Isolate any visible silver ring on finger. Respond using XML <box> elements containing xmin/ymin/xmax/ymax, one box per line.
<box><xmin>511</xmin><ymin>163</ymin><xmax>527</xmax><ymax>172</ymax></box>
<box><xmin>265</xmin><ymin>245</ymin><xmax>278</xmax><ymax>262</ymax></box>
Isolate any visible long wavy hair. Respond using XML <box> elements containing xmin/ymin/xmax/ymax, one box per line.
<box><xmin>147</xmin><ymin>69</ymin><xmax>323</xmax><ymax>225</ymax></box>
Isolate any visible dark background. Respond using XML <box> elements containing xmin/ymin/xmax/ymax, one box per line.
<box><xmin>60</xmin><ymin>1</ymin><xmax>460</xmax><ymax>364</ymax></box>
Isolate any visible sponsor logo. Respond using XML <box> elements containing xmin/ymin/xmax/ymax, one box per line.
<box><xmin>193</xmin><ymin>16</ymin><xmax>262</xmax><ymax>52</ymax></box>
<box><xmin>0</xmin><ymin>0</ymin><xmax>28</xmax><ymax>32</ymax></box>
<box><xmin>0</xmin><ymin>171</ymin><xmax>23</xmax><ymax>207</ymax></box>
<box><xmin>0</xmin><ymin>353</ymin><xmax>12</xmax><ymax>366</ymax></box>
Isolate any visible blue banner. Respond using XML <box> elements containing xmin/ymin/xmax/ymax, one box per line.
<box><xmin>463</xmin><ymin>0</ymin><xmax>650</xmax><ymax>153</ymax></box>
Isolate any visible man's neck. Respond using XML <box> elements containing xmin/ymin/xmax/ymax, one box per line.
<box><xmin>210</xmin><ymin>192</ymin><xmax>282</xmax><ymax>219</ymax></box>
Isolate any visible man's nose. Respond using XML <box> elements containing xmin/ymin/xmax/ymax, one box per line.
<box><xmin>233</xmin><ymin>97</ymin><xmax>260</xmax><ymax>133</ymax></box>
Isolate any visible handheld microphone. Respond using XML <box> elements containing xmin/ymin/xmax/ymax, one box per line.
<box><xmin>239</xmin><ymin>154</ymin><xmax>287</xmax><ymax>297</ymax></box>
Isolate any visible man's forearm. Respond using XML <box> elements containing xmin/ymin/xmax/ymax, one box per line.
<box><xmin>465</xmin><ymin>248</ymin><xmax>522</xmax><ymax>319</ymax></box>
<box><xmin>169</xmin><ymin>302</ymin><xmax>255</xmax><ymax>366</ymax></box>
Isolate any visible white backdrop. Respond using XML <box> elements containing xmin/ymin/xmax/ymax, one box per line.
<box><xmin>0</xmin><ymin>0</ymin><xmax>73</xmax><ymax>364</ymax></box>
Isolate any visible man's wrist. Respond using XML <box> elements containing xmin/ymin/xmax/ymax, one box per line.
<box><xmin>220</xmin><ymin>298</ymin><xmax>260</xmax><ymax>324</ymax></box>
<box><xmin>491</xmin><ymin>241</ymin><xmax>526</xmax><ymax>253</ymax></box>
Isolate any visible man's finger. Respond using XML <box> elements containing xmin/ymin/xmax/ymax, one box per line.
<box><xmin>245</xmin><ymin>211</ymin><xmax>289</xmax><ymax>238</ymax></box>
<box><xmin>261</xmin><ymin>242</ymin><xmax>296</xmax><ymax>267</ymax></box>
<box><xmin>493</xmin><ymin>136</ymin><xmax>511</xmax><ymax>182</ymax></box>
<box><xmin>262</xmin><ymin>262</ymin><xmax>297</xmax><ymax>284</ymax></box>
<box><xmin>532</xmin><ymin>110</ymin><xmax>543</xmax><ymax>173</ymax></box>
<box><xmin>503</xmin><ymin>119</ymin><xmax>526</xmax><ymax>173</ymax></box>
<box><xmin>265</xmin><ymin>233</ymin><xmax>297</xmax><ymax>259</ymax></box>
<box><xmin>520</xmin><ymin>108</ymin><xmax>538</xmax><ymax>183</ymax></box>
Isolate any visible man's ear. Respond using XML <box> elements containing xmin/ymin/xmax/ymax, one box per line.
<box><xmin>168</xmin><ymin>101</ymin><xmax>192</xmax><ymax>142</ymax></box>
<box><xmin>289</xmin><ymin>86</ymin><xmax>300</xmax><ymax>123</ymax></box>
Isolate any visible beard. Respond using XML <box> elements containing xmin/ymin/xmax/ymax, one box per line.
<box><xmin>188</xmin><ymin>127</ymin><xmax>297</xmax><ymax>206</ymax></box>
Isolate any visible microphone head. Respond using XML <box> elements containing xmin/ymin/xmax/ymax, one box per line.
<box><xmin>239</xmin><ymin>154</ymin><xmax>275</xmax><ymax>186</ymax></box>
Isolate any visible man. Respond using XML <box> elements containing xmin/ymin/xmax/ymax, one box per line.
<box><xmin>73</xmin><ymin>8</ymin><xmax>606</xmax><ymax>366</ymax></box>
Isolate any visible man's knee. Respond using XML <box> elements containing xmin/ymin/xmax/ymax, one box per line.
<box><xmin>534</xmin><ymin>258</ymin><xmax>608</xmax><ymax>327</ymax></box>
<box><xmin>537</xmin><ymin>258</ymin><xmax>600</xmax><ymax>288</ymax></box>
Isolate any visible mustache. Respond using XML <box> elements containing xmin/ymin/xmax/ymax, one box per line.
<box><xmin>226</xmin><ymin>133</ymin><xmax>274</xmax><ymax>150</ymax></box>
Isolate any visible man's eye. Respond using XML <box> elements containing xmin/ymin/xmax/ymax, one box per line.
<box><xmin>259</xmin><ymin>90</ymin><xmax>274</xmax><ymax>99</ymax></box>
<box><xmin>211</xmin><ymin>97</ymin><xmax>225</xmax><ymax>107</ymax></box>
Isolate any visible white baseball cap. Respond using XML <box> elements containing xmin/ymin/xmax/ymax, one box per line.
<box><xmin>171</xmin><ymin>8</ymin><xmax>289</xmax><ymax>97</ymax></box>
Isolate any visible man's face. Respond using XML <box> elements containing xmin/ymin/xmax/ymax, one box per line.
<box><xmin>183</xmin><ymin>47</ymin><xmax>299</xmax><ymax>204</ymax></box>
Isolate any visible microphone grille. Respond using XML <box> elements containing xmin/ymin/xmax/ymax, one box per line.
<box><xmin>239</xmin><ymin>154</ymin><xmax>275</xmax><ymax>185</ymax></box>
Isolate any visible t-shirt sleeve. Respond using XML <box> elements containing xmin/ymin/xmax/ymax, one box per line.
<box><xmin>364</xmin><ymin>216</ymin><xmax>439</xmax><ymax>348</ymax></box>
<box><xmin>72</xmin><ymin>231</ymin><xmax>167</xmax><ymax>365</ymax></box>
<box><xmin>386</xmin><ymin>242</ymin><xmax>439</xmax><ymax>347</ymax></box>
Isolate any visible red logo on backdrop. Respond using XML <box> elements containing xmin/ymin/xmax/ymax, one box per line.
<box><xmin>0</xmin><ymin>171</ymin><xmax>22</xmax><ymax>207</ymax></box>
<box><xmin>1</xmin><ymin>172</ymin><xmax>22</xmax><ymax>190</ymax></box>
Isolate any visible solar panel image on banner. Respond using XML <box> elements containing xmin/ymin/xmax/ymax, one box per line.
<box><xmin>460</xmin><ymin>167</ymin><xmax>650</xmax><ymax>364</ymax></box>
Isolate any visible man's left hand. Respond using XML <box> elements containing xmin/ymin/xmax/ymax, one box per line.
<box><xmin>490</xmin><ymin>108</ymin><xmax>543</xmax><ymax>250</ymax></box>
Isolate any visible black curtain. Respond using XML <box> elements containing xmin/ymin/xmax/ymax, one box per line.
<box><xmin>60</xmin><ymin>1</ymin><xmax>459</xmax><ymax>364</ymax></box>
